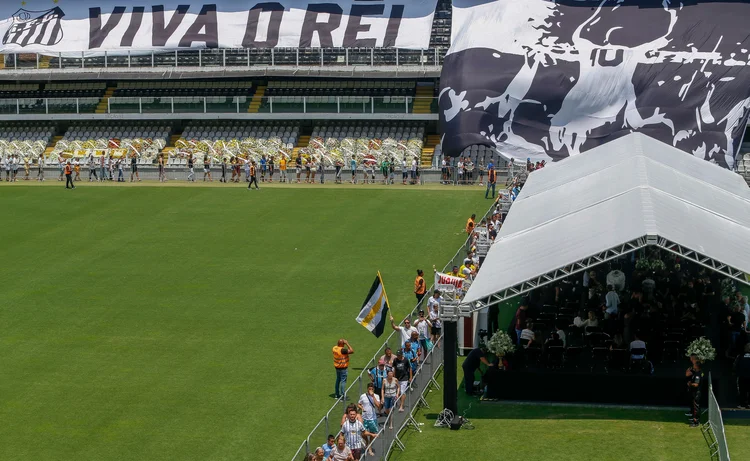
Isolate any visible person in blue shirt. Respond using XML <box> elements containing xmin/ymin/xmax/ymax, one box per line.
<box><xmin>350</xmin><ymin>155</ymin><xmax>357</xmax><ymax>184</ymax></box>
<box><xmin>321</xmin><ymin>434</ymin><xmax>335</xmax><ymax>459</ymax></box>
<box><xmin>404</xmin><ymin>330</ymin><xmax>422</xmax><ymax>362</ymax></box>
<box><xmin>260</xmin><ymin>155</ymin><xmax>267</xmax><ymax>182</ymax></box>
<box><xmin>402</xmin><ymin>340</ymin><xmax>419</xmax><ymax>374</ymax></box>
<box><xmin>369</xmin><ymin>360</ymin><xmax>390</xmax><ymax>397</ymax></box>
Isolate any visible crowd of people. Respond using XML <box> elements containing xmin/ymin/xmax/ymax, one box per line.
<box><xmin>466</xmin><ymin>249</ymin><xmax>750</xmax><ymax>427</ymax></box>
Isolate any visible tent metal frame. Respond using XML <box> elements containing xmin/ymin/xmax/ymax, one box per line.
<box><xmin>458</xmin><ymin>234</ymin><xmax>750</xmax><ymax>316</ymax></box>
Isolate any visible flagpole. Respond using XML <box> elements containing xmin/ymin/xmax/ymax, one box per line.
<box><xmin>377</xmin><ymin>271</ymin><xmax>391</xmax><ymax>313</ymax></box>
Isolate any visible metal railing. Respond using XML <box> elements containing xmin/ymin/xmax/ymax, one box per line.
<box><xmin>3</xmin><ymin>48</ymin><xmax>447</xmax><ymax>71</ymax></box>
<box><xmin>0</xmin><ymin>96</ymin><xmax>437</xmax><ymax>115</ymax></box>
<box><xmin>290</xmin><ymin>202</ymin><xmax>497</xmax><ymax>460</ymax></box>
<box><xmin>703</xmin><ymin>373</ymin><xmax>731</xmax><ymax>461</ymax></box>
<box><xmin>106</xmin><ymin>96</ymin><xmax>436</xmax><ymax>115</ymax></box>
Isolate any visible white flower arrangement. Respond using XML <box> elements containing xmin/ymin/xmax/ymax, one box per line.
<box><xmin>486</xmin><ymin>330</ymin><xmax>516</xmax><ymax>357</ymax></box>
<box><xmin>685</xmin><ymin>337</ymin><xmax>716</xmax><ymax>362</ymax></box>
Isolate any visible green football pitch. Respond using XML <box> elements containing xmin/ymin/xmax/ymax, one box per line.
<box><xmin>0</xmin><ymin>183</ymin><xmax>487</xmax><ymax>461</ymax></box>
<box><xmin>395</xmin><ymin>376</ymin><xmax>750</xmax><ymax>461</ymax></box>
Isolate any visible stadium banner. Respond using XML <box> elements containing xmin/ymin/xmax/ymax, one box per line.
<box><xmin>439</xmin><ymin>0</ymin><xmax>750</xmax><ymax>169</ymax></box>
<box><xmin>0</xmin><ymin>0</ymin><xmax>437</xmax><ymax>54</ymax></box>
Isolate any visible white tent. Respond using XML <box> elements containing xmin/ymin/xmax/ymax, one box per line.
<box><xmin>462</xmin><ymin>133</ymin><xmax>750</xmax><ymax>313</ymax></box>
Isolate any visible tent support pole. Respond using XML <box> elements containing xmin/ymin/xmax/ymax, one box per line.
<box><xmin>443</xmin><ymin>320</ymin><xmax>458</xmax><ymax>415</ymax></box>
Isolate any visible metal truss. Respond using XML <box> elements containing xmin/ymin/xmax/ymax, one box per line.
<box><xmin>458</xmin><ymin>237</ymin><xmax>649</xmax><ymax>316</ymax></box>
<box><xmin>656</xmin><ymin>237</ymin><xmax>750</xmax><ymax>288</ymax></box>
<box><xmin>459</xmin><ymin>234</ymin><xmax>750</xmax><ymax>317</ymax></box>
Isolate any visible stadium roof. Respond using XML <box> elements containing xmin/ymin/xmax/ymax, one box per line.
<box><xmin>461</xmin><ymin>133</ymin><xmax>750</xmax><ymax>313</ymax></box>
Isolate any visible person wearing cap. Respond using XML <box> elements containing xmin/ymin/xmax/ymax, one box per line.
<box><xmin>333</xmin><ymin>339</ymin><xmax>354</xmax><ymax>399</ymax></box>
<box><xmin>392</xmin><ymin>348</ymin><xmax>411</xmax><ymax>412</ymax></box>
<box><xmin>369</xmin><ymin>359</ymin><xmax>390</xmax><ymax>399</ymax></box>
<box><xmin>463</xmin><ymin>344</ymin><xmax>493</xmax><ymax>395</ymax></box>
<box><xmin>485</xmin><ymin>162</ymin><xmax>496</xmax><ymax>199</ymax></box>
<box><xmin>414</xmin><ymin>269</ymin><xmax>427</xmax><ymax>304</ymax></box>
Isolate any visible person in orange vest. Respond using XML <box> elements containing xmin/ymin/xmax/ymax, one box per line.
<box><xmin>64</xmin><ymin>161</ymin><xmax>75</xmax><ymax>189</ymax></box>
<box><xmin>247</xmin><ymin>160</ymin><xmax>260</xmax><ymax>190</ymax></box>
<box><xmin>466</xmin><ymin>214</ymin><xmax>476</xmax><ymax>234</ymax></box>
<box><xmin>485</xmin><ymin>162</ymin><xmax>497</xmax><ymax>199</ymax></box>
<box><xmin>414</xmin><ymin>269</ymin><xmax>427</xmax><ymax>304</ymax></box>
<box><xmin>333</xmin><ymin>338</ymin><xmax>354</xmax><ymax>398</ymax></box>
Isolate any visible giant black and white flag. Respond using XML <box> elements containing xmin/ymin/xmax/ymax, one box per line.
<box><xmin>439</xmin><ymin>0</ymin><xmax>750</xmax><ymax>169</ymax></box>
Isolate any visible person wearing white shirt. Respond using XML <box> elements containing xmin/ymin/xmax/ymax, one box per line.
<box><xmin>556</xmin><ymin>326</ymin><xmax>567</xmax><ymax>348</ymax></box>
<box><xmin>414</xmin><ymin>310</ymin><xmax>433</xmax><ymax>353</ymax></box>
<box><xmin>410</xmin><ymin>158</ymin><xmax>417</xmax><ymax>184</ymax></box>
<box><xmin>357</xmin><ymin>383</ymin><xmax>381</xmax><ymax>456</ymax></box>
<box><xmin>427</xmin><ymin>291</ymin><xmax>442</xmax><ymax>346</ymax></box>
<box><xmin>604</xmin><ymin>285</ymin><xmax>620</xmax><ymax>318</ymax></box>
<box><xmin>390</xmin><ymin>315</ymin><xmax>418</xmax><ymax>345</ymax></box>
<box><xmin>630</xmin><ymin>334</ymin><xmax>647</xmax><ymax>359</ymax></box>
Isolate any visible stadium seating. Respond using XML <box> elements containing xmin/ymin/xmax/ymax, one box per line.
<box><xmin>49</xmin><ymin>122</ymin><xmax>171</xmax><ymax>163</ymax></box>
<box><xmin>0</xmin><ymin>83</ymin><xmax>105</xmax><ymax>114</ymax></box>
<box><xmin>303</xmin><ymin>122</ymin><xmax>425</xmax><ymax>163</ymax></box>
<box><xmin>0</xmin><ymin>122</ymin><xmax>55</xmax><ymax>159</ymax></box>
<box><xmin>261</xmin><ymin>80</ymin><xmax>417</xmax><ymax>113</ymax></box>
<box><xmin>170</xmin><ymin>121</ymin><xmax>300</xmax><ymax>162</ymax></box>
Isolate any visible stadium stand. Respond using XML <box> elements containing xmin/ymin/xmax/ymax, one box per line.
<box><xmin>261</xmin><ymin>80</ymin><xmax>417</xmax><ymax>113</ymax></box>
<box><xmin>169</xmin><ymin>121</ymin><xmax>300</xmax><ymax>161</ymax></box>
<box><xmin>48</xmin><ymin>122</ymin><xmax>171</xmax><ymax>163</ymax></box>
<box><xmin>0</xmin><ymin>82</ymin><xmax>105</xmax><ymax>114</ymax></box>
<box><xmin>109</xmin><ymin>81</ymin><xmax>253</xmax><ymax>114</ymax></box>
<box><xmin>0</xmin><ymin>122</ymin><xmax>55</xmax><ymax>159</ymax></box>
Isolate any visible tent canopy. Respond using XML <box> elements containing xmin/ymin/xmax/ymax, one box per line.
<box><xmin>462</xmin><ymin>133</ymin><xmax>750</xmax><ymax>312</ymax></box>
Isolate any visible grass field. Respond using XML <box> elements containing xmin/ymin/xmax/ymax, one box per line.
<box><xmin>0</xmin><ymin>183</ymin><xmax>487</xmax><ymax>461</ymax></box>
<box><xmin>396</xmin><ymin>380</ymin><xmax>750</xmax><ymax>461</ymax></box>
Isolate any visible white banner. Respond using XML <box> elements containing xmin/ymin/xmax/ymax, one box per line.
<box><xmin>0</xmin><ymin>0</ymin><xmax>437</xmax><ymax>55</ymax></box>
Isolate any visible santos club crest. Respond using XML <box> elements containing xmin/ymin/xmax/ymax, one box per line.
<box><xmin>3</xmin><ymin>7</ymin><xmax>64</xmax><ymax>47</ymax></box>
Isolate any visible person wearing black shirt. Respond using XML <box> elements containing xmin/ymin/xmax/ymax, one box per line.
<box><xmin>392</xmin><ymin>349</ymin><xmax>411</xmax><ymax>412</ymax></box>
<box><xmin>129</xmin><ymin>154</ymin><xmax>140</xmax><ymax>182</ymax></box>
<box><xmin>187</xmin><ymin>154</ymin><xmax>195</xmax><ymax>182</ymax></box>
<box><xmin>686</xmin><ymin>354</ymin><xmax>704</xmax><ymax>427</ymax></box>
<box><xmin>463</xmin><ymin>345</ymin><xmax>492</xmax><ymax>395</ymax></box>
<box><xmin>735</xmin><ymin>344</ymin><xmax>750</xmax><ymax>409</ymax></box>
<box><xmin>729</xmin><ymin>305</ymin><xmax>747</xmax><ymax>356</ymax></box>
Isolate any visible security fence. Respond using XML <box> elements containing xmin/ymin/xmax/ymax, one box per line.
<box><xmin>702</xmin><ymin>374</ymin><xmax>731</xmax><ymax>461</ymax></box>
<box><xmin>290</xmin><ymin>202</ymin><xmax>498</xmax><ymax>460</ymax></box>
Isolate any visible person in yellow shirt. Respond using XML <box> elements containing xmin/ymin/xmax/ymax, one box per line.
<box><xmin>466</xmin><ymin>214</ymin><xmax>476</xmax><ymax>234</ymax></box>
<box><xmin>279</xmin><ymin>156</ymin><xmax>288</xmax><ymax>183</ymax></box>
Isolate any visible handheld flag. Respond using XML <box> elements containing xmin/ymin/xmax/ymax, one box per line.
<box><xmin>356</xmin><ymin>272</ymin><xmax>390</xmax><ymax>338</ymax></box>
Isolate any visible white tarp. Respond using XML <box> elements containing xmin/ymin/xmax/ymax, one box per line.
<box><xmin>462</xmin><ymin>133</ymin><xmax>750</xmax><ymax>307</ymax></box>
<box><xmin>0</xmin><ymin>0</ymin><xmax>437</xmax><ymax>55</ymax></box>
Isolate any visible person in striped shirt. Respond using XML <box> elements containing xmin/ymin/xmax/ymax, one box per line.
<box><xmin>340</xmin><ymin>407</ymin><xmax>375</xmax><ymax>460</ymax></box>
